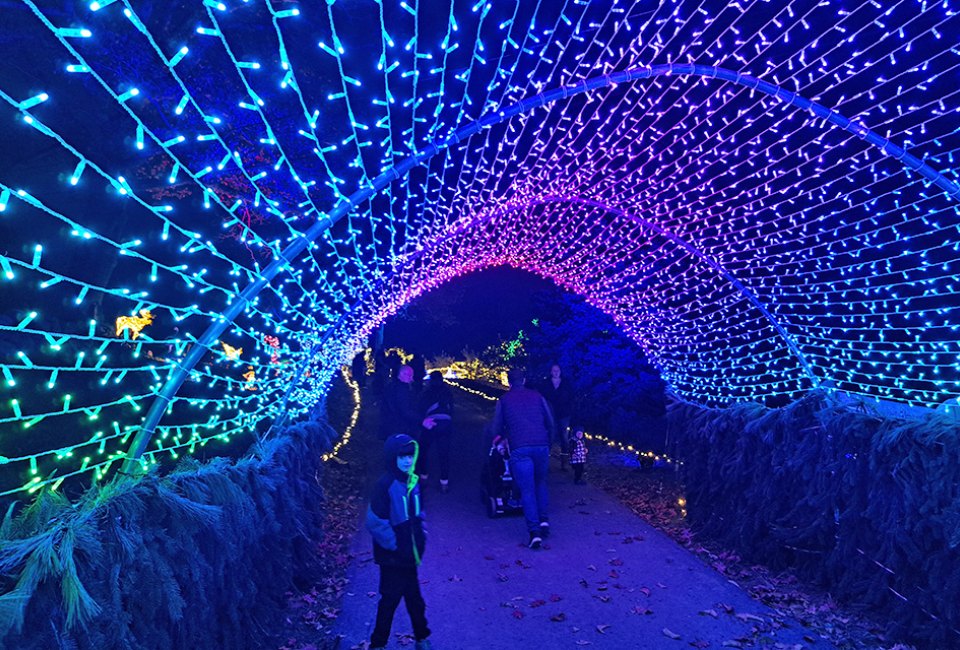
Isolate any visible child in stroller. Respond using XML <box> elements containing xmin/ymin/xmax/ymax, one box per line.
<box><xmin>481</xmin><ymin>432</ymin><xmax>523</xmax><ymax>518</ymax></box>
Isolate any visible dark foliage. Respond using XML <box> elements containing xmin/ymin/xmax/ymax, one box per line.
<box><xmin>0</xmin><ymin>419</ymin><xmax>335</xmax><ymax>650</ymax></box>
<box><xmin>670</xmin><ymin>393</ymin><xmax>960</xmax><ymax>648</ymax></box>
<box><xmin>522</xmin><ymin>292</ymin><xmax>667</xmax><ymax>448</ymax></box>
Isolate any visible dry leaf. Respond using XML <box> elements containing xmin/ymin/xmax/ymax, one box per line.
<box><xmin>662</xmin><ymin>628</ymin><xmax>682</xmax><ymax>640</ymax></box>
<box><xmin>587</xmin><ymin>564</ymin><xmax>597</xmax><ymax>571</ymax></box>
<box><xmin>530</xmin><ymin>599</ymin><xmax>546</xmax><ymax>608</ymax></box>
<box><xmin>698</xmin><ymin>609</ymin><xmax>719</xmax><ymax>618</ymax></box>
<box><xmin>550</xmin><ymin>612</ymin><xmax>567</xmax><ymax>622</ymax></box>
<box><xmin>511</xmin><ymin>609</ymin><xmax>525</xmax><ymax>620</ymax></box>
<box><xmin>631</xmin><ymin>605</ymin><xmax>653</xmax><ymax>615</ymax></box>
<box><xmin>639</xmin><ymin>587</ymin><xmax>651</xmax><ymax>597</ymax></box>
<box><xmin>735</xmin><ymin>613</ymin><xmax>765</xmax><ymax>623</ymax></box>
<box><xmin>575</xmin><ymin>641</ymin><xmax>591</xmax><ymax>646</ymax></box>
<box><xmin>721</xmin><ymin>642</ymin><xmax>743</xmax><ymax>648</ymax></box>
<box><xmin>596</xmin><ymin>624</ymin><xmax>610</xmax><ymax>634</ymax></box>
<box><xmin>689</xmin><ymin>640</ymin><xmax>711</xmax><ymax>649</ymax></box>
<box><xmin>549</xmin><ymin>593</ymin><xmax>563</xmax><ymax>602</ymax></box>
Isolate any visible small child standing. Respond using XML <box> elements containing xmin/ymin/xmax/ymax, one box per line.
<box><xmin>365</xmin><ymin>434</ymin><xmax>432</xmax><ymax>650</ymax></box>
<box><xmin>570</xmin><ymin>427</ymin><xmax>588</xmax><ymax>485</ymax></box>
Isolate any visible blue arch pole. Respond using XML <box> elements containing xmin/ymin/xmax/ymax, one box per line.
<box><xmin>121</xmin><ymin>63</ymin><xmax>960</xmax><ymax>471</ymax></box>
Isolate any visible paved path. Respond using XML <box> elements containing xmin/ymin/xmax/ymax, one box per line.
<box><xmin>331</xmin><ymin>393</ymin><xmax>836</xmax><ymax>650</ymax></box>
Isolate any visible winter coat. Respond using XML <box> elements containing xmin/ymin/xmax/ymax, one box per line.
<box><xmin>492</xmin><ymin>385</ymin><xmax>555</xmax><ymax>450</ymax></box>
<box><xmin>380</xmin><ymin>379</ymin><xmax>422</xmax><ymax>438</ymax></box>
<box><xmin>570</xmin><ymin>436</ymin><xmax>588</xmax><ymax>464</ymax></box>
<box><xmin>421</xmin><ymin>383</ymin><xmax>453</xmax><ymax>434</ymax></box>
<box><xmin>366</xmin><ymin>435</ymin><xmax>427</xmax><ymax>566</ymax></box>
<box><xmin>539</xmin><ymin>378</ymin><xmax>575</xmax><ymax>421</ymax></box>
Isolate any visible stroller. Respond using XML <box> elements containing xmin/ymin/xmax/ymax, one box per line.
<box><xmin>481</xmin><ymin>435</ymin><xmax>523</xmax><ymax>518</ymax></box>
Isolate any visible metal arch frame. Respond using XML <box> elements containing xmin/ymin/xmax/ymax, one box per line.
<box><xmin>121</xmin><ymin>63</ymin><xmax>960</xmax><ymax>471</ymax></box>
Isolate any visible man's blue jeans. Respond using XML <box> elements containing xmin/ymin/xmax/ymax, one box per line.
<box><xmin>509</xmin><ymin>445</ymin><xmax>550</xmax><ymax>534</ymax></box>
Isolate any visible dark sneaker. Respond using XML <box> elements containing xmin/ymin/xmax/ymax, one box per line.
<box><xmin>539</xmin><ymin>521</ymin><xmax>550</xmax><ymax>538</ymax></box>
<box><xmin>528</xmin><ymin>533</ymin><xmax>543</xmax><ymax>549</ymax></box>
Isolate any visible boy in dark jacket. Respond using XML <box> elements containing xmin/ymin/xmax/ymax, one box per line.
<box><xmin>366</xmin><ymin>434</ymin><xmax>432</xmax><ymax>650</ymax></box>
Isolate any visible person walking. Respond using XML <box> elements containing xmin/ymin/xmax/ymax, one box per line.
<box><xmin>418</xmin><ymin>370</ymin><xmax>454</xmax><ymax>491</ymax></box>
<box><xmin>351</xmin><ymin>350</ymin><xmax>367</xmax><ymax>388</ymax></box>
<box><xmin>380</xmin><ymin>365</ymin><xmax>424</xmax><ymax>439</ymax></box>
<box><xmin>410</xmin><ymin>352</ymin><xmax>427</xmax><ymax>391</ymax></box>
<box><xmin>569</xmin><ymin>425</ymin><xmax>588</xmax><ymax>485</ymax></box>
<box><xmin>492</xmin><ymin>367</ymin><xmax>555</xmax><ymax>549</ymax></box>
<box><xmin>539</xmin><ymin>363</ymin><xmax>574</xmax><ymax>470</ymax></box>
<box><xmin>365</xmin><ymin>434</ymin><xmax>432</xmax><ymax>650</ymax></box>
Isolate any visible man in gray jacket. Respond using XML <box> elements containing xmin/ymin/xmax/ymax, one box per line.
<box><xmin>492</xmin><ymin>367</ymin><xmax>556</xmax><ymax>548</ymax></box>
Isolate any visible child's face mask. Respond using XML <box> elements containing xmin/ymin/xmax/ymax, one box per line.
<box><xmin>397</xmin><ymin>454</ymin><xmax>415</xmax><ymax>473</ymax></box>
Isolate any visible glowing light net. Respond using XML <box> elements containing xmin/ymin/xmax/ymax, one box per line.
<box><xmin>0</xmin><ymin>0</ymin><xmax>959</xmax><ymax>496</ymax></box>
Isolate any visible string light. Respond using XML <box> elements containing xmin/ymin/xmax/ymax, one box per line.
<box><xmin>0</xmin><ymin>0</ymin><xmax>956</xmax><ymax>496</ymax></box>
<box><xmin>321</xmin><ymin>367</ymin><xmax>360</xmax><ymax>462</ymax></box>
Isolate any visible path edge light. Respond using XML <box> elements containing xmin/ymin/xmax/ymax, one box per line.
<box><xmin>119</xmin><ymin>63</ymin><xmax>960</xmax><ymax>474</ymax></box>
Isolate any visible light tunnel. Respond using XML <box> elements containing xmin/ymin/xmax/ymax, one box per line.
<box><xmin>1</xmin><ymin>0</ymin><xmax>959</xmax><ymax>497</ymax></box>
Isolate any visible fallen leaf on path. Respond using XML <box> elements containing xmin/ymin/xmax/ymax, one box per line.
<box><xmin>587</xmin><ymin>564</ymin><xmax>597</xmax><ymax>571</ymax></box>
<box><xmin>448</xmin><ymin>575</ymin><xmax>462</xmax><ymax>582</ymax></box>
<box><xmin>609</xmin><ymin>569</ymin><xmax>620</xmax><ymax>578</ymax></box>
<box><xmin>367</xmin><ymin>591</ymin><xmax>377</xmax><ymax>598</ymax></box>
<box><xmin>496</xmin><ymin>573</ymin><xmax>508</xmax><ymax>582</ymax></box>
<box><xmin>596</xmin><ymin>624</ymin><xmax>610</xmax><ymax>634</ymax></box>
<box><xmin>718</xmin><ymin>602</ymin><xmax>735</xmax><ymax>614</ymax></box>
<box><xmin>639</xmin><ymin>587</ymin><xmax>651</xmax><ymax>597</ymax></box>
<box><xmin>610</xmin><ymin>558</ymin><xmax>624</xmax><ymax>566</ymax></box>
<box><xmin>631</xmin><ymin>605</ymin><xmax>653</xmax><ymax>615</ymax></box>
<box><xmin>721</xmin><ymin>642</ymin><xmax>743</xmax><ymax>648</ymax></box>
<box><xmin>663</xmin><ymin>628</ymin><xmax>682</xmax><ymax>640</ymax></box>
<box><xmin>550</xmin><ymin>612</ymin><xmax>567</xmax><ymax>622</ymax></box>
<box><xmin>511</xmin><ymin>610</ymin><xmax>525</xmax><ymax>620</ymax></box>
<box><xmin>657</xmin><ymin>582</ymin><xmax>668</xmax><ymax>589</ymax></box>
<box><xmin>549</xmin><ymin>593</ymin><xmax>563</xmax><ymax>602</ymax></box>
<box><xmin>735</xmin><ymin>613</ymin><xmax>765</xmax><ymax>624</ymax></box>
<box><xmin>575</xmin><ymin>641</ymin><xmax>591</xmax><ymax>646</ymax></box>
<box><xmin>698</xmin><ymin>609</ymin><xmax>719</xmax><ymax>618</ymax></box>
<box><xmin>530</xmin><ymin>599</ymin><xmax>546</xmax><ymax>608</ymax></box>
<box><xmin>689</xmin><ymin>640</ymin><xmax>710</xmax><ymax>648</ymax></box>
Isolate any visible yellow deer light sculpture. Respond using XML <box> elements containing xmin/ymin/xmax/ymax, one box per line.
<box><xmin>115</xmin><ymin>310</ymin><xmax>154</xmax><ymax>340</ymax></box>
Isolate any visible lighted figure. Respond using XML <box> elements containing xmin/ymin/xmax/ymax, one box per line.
<box><xmin>263</xmin><ymin>335</ymin><xmax>280</xmax><ymax>364</ymax></box>
<box><xmin>243</xmin><ymin>367</ymin><xmax>257</xmax><ymax>391</ymax></box>
<box><xmin>221</xmin><ymin>342</ymin><xmax>243</xmax><ymax>361</ymax></box>
<box><xmin>115</xmin><ymin>310</ymin><xmax>153</xmax><ymax>340</ymax></box>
